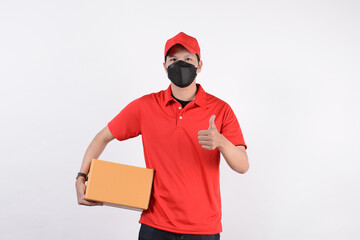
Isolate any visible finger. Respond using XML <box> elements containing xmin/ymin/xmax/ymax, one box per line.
<box><xmin>87</xmin><ymin>199</ymin><xmax>103</xmax><ymax>204</ymax></box>
<box><xmin>88</xmin><ymin>200</ymin><xmax>104</xmax><ymax>206</ymax></box>
<box><xmin>199</xmin><ymin>140</ymin><xmax>211</xmax><ymax>145</ymax></box>
<box><xmin>78</xmin><ymin>200</ymin><xmax>94</xmax><ymax>206</ymax></box>
<box><xmin>201</xmin><ymin>145</ymin><xmax>213</xmax><ymax>150</ymax></box>
<box><xmin>79</xmin><ymin>193</ymin><xmax>103</xmax><ymax>206</ymax></box>
<box><xmin>208</xmin><ymin>115</ymin><xmax>216</xmax><ymax>130</ymax></box>
<box><xmin>79</xmin><ymin>198</ymin><xmax>103</xmax><ymax>206</ymax></box>
<box><xmin>198</xmin><ymin>130</ymin><xmax>209</xmax><ymax>136</ymax></box>
<box><xmin>198</xmin><ymin>135</ymin><xmax>210</xmax><ymax>140</ymax></box>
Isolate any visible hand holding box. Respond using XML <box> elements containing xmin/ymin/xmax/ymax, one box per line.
<box><xmin>85</xmin><ymin>158</ymin><xmax>154</xmax><ymax>211</ymax></box>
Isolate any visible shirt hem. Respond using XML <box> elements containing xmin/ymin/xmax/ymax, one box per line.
<box><xmin>235</xmin><ymin>143</ymin><xmax>247</xmax><ymax>149</ymax></box>
<box><xmin>138</xmin><ymin>219</ymin><xmax>222</xmax><ymax>235</ymax></box>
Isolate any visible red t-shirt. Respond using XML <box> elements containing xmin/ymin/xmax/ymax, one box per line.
<box><xmin>107</xmin><ymin>83</ymin><xmax>247</xmax><ymax>234</ymax></box>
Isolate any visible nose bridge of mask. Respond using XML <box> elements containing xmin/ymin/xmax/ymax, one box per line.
<box><xmin>168</xmin><ymin>60</ymin><xmax>196</xmax><ymax>70</ymax></box>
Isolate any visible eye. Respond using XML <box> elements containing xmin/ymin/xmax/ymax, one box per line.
<box><xmin>170</xmin><ymin>58</ymin><xmax>176</xmax><ymax>61</ymax></box>
<box><xmin>185</xmin><ymin>57</ymin><xmax>192</xmax><ymax>61</ymax></box>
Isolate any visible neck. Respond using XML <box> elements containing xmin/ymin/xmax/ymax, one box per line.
<box><xmin>170</xmin><ymin>81</ymin><xmax>197</xmax><ymax>101</ymax></box>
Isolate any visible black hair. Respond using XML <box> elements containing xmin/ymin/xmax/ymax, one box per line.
<box><xmin>164</xmin><ymin>53</ymin><xmax>200</xmax><ymax>63</ymax></box>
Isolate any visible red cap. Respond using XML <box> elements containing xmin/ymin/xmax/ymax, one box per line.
<box><xmin>164</xmin><ymin>32</ymin><xmax>201</xmax><ymax>59</ymax></box>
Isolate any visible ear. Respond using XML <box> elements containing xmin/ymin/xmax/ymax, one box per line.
<box><xmin>163</xmin><ymin>62</ymin><xmax>168</xmax><ymax>74</ymax></box>
<box><xmin>196</xmin><ymin>60</ymin><xmax>203</xmax><ymax>74</ymax></box>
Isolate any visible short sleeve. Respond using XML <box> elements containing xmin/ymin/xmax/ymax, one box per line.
<box><xmin>107</xmin><ymin>97</ymin><xmax>142</xmax><ymax>141</ymax></box>
<box><xmin>220</xmin><ymin>104</ymin><xmax>247</xmax><ymax>149</ymax></box>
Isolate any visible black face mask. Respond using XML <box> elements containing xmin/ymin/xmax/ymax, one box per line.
<box><xmin>167</xmin><ymin>60</ymin><xmax>198</xmax><ymax>88</ymax></box>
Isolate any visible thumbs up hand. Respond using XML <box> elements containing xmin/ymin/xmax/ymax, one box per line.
<box><xmin>198</xmin><ymin>115</ymin><xmax>225</xmax><ymax>150</ymax></box>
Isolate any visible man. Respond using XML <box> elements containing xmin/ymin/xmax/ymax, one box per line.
<box><xmin>75</xmin><ymin>32</ymin><xmax>249</xmax><ymax>240</ymax></box>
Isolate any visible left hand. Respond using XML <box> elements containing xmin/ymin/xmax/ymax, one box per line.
<box><xmin>198</xmin><ymin>115</ymin><xmax>224</xmax><ymax>150</ymax></box>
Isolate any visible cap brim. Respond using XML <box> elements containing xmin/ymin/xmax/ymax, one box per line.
<box><xmin>167</xmin><ymin>42</ymin><xmax>197</xmax><ymax>55</ymax></box>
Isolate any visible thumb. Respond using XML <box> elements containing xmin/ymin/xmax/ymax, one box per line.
<box><xmin>209</xmin><ymin>115</ymin><xmax>216</xmax><ymax>130</ymax></box>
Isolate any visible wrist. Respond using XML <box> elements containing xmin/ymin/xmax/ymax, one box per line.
<box><xmin>217</xmin><ymin>134</ymin><xmax>227</xmax><ymax>150</ymax></box>
<box><xmin>76</xmin><ymin>177</ymin><xmax>86</xmax><ymax>184</ymax></box>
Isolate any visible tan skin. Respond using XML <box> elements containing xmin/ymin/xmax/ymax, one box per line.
<box><xmin>75</xmin><ymin>44</ymin><xmax>249</xmax><ymax>206</ymax></box>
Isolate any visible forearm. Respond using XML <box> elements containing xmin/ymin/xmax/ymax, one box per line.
<box><xmin>218</xmin><ymin>135</ymin><xmax>249</xmax><ymax>174</ymax></box>
<box><xmin>79</xmin><ymin>134</ymin><xmax>109</xmax><ymax>175</ymax></box>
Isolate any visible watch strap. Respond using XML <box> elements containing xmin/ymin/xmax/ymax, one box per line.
<box><xmin>76</xmin><ymin>172</ymin><xmax>88</xmax><ymax>181</ymax></box>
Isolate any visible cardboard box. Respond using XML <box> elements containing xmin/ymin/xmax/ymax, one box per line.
<box><xmin>85</xmin><ymin>158</ymin><xmax>154</xmax><ymax>211</ymax></box>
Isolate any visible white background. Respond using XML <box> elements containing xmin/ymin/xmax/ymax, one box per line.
<box><xmin>1</xmin><ymin>0</ymin><xmax>359</xmax><ymax>239</ymax></box>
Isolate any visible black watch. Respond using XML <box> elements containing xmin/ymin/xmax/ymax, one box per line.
<box><xmin>76</xmin><ymin>172</ymin><xmax>88</xmax><ymax>181</ymax></box>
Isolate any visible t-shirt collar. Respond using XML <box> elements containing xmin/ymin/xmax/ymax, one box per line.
<box><xmin>164</xmin><ymin>83</ymin><xmax>207</xmax><ymax>109</ymax></box>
